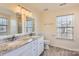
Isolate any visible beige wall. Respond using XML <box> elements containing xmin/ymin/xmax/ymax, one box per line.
<box><xmin>39</xmin><ymin>6</ymin><xmax>79</xmax><ymax>51</ymax></box>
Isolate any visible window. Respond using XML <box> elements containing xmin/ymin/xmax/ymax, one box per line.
<box><xmin>56</xmin><ymin>14</ymin><xmax>74</xmax><ymax>40</ymax></box>
<box><xmin>25</xmin><ymin>17</ymin><xmax>34</xmax><ymax>33</ymax></box>
<box><xmin>0</xmin><ymin>17</ymin><xmax>8</xmax><ymax>32</ymax></box>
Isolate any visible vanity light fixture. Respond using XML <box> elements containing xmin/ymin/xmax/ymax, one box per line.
<box><xmin>43</xmin><ymin>8</ymin><xmax>48</xmax><ymax>11</ymax></box>
<box><xmin>18</xmin><ymin>5</ymin><xmax>31</xmax><ymax>12</ymax></box>
<box><xmin>59</xmin><ymin>3</ymin><xmax>67</xmax><ymax>6</ymax></box>
<box><xmin>16</xmin><ymin>5</ymin><xmax>32</xmax><ymax>17</ymax></box>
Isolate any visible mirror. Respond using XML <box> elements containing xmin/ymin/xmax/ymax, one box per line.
<box><xmin>16</xmin><ymin>13</ymin><xmax>22</xmax><ymax>34</ymax></box>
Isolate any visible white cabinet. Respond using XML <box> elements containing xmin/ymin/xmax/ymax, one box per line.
<box><xmin>31</xmin><ymin>40</ymin><xmax>38</xmax><ymax>56</ymax></box>
<box><xmin>4</xmin><ymin>36</ymin><xmax>44</xmax><ymax>56</ymax></box>
<box><xmin>38</xmin><ymin>36</ymin><xmax>44</xmax><ymax>55</ymax></box>
<box><xmin>31</xmin><ymin>36</ymin><xmax>44</xmax><ymax>56</ymax></box>
<box><xmin>18</xmin><ymin>43</ymin><xmax>32</xmax><ymax>56</ymax></box>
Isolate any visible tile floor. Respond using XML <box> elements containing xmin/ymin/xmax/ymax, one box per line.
<box><xmin>42</xmin><ymin>46</ymin><xmax>79</xmax><ymax>56</ymax></box>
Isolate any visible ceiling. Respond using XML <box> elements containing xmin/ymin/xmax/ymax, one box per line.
<box><xmin>20</xmin><ymin>3</ymin><xmax>79</xmax><ymax>12</ymax></box>
<box><xmin>0</xmin><ymin>3</ymin><xmax>79</xmax><ymax>14</ymax></box>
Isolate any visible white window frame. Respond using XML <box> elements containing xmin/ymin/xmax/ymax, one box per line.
<box><xmin>25</xmin><ymin>17</ymin><xmax>34</xmax><ymax>33</ymax></box>
<box><xmin>0</xmin><ymin>17</ymin><xmax>8</xmax><ymax>33</ymax></box>
<box><xmin>56</xmin><ymin>14</ymin><xmax>74</xmax><ymax>40</ymax></box>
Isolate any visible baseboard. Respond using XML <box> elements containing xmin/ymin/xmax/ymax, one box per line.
<box><xmin>49</xmin><ymin>44</ymin><xmax>79</xmax><ymax>52</ymax></box>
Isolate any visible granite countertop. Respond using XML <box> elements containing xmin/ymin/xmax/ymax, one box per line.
<box><xmin>0</xmin><ymin>35</ymin><xmax>40</xmax><ymax>56</ymax></box>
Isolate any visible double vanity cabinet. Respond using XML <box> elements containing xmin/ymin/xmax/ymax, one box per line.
<box><xmin>3</xmin><ymin>36</ymin><xmax>44</xmax><ymax>56</ymax></box>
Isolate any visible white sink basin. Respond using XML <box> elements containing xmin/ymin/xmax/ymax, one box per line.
<box><xmin>27</xmin><ymin>39</ymin><xmax>33</xmax><ymax>42</ymax></box>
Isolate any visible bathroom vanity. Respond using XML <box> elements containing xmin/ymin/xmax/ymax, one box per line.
<box><xmin>0</xmin><ymin>35</ymin><xmax>44</xmax><ymax>56</ymax></box>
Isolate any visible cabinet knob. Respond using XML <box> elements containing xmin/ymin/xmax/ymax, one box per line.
<box><xmin>33</xmin><ymin>49</ymin><xmax>35</xmax><ymax>51</ymax></box>
<box><xmin>40</xmin><ymin>43</ymin><xmax>42</xmax><ymax>44</ymax></box>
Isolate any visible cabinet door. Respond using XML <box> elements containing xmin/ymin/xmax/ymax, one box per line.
<box><xmin>38</xmin><ymin>37</ymin><xmax>44</xmax><ymax>55</ymax></box>
<box><xmin>19</xmin><ymin>43</ymin><xmax>32</xmax><ymax>56</ymax></box>
<box><xmin>31</xmin><ymin>40</ymin><xmax>38</xmax><ymax>56</ymax></box>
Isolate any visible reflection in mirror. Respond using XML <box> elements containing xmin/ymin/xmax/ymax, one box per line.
<box><xmin>25</xmin><ymin>17</ymin><xmax>34</xmax><ymax>33</ymax></box>
<box><xmin>16</xmin><ymin>13</ymin><xmax>22</xmax><ymax>34</ymax></box>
